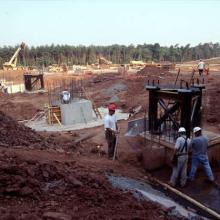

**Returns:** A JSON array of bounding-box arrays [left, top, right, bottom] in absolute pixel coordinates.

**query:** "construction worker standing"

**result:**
[[170, 127, 190, 187], [197, 59, 205, 76], [104, 103, 118, 159], [189, 127, 214, 182], [62, 90, 71, 104]]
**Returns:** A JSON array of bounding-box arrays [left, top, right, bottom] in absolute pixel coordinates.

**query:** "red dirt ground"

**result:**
[[0, 116, 181, 220], [0, 67, 220, 219]]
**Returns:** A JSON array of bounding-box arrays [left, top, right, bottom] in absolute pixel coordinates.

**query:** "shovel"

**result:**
[[113, 128, 120, 161]]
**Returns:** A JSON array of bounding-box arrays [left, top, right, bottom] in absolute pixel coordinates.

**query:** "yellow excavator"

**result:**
[[48, 63, 68, 72], [3, 42, 25, 70], [97, 56, 112, 65], [129, 60, 146, 66]]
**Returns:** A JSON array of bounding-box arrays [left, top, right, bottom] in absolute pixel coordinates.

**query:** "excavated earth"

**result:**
[[0, 68, 220, 219], [0, 111, 48, 148], [0, 152, 182, 220], [0, 91, 182, 219]]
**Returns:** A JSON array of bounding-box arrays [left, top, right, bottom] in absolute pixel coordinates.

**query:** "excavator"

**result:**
[[97, 56, 112, 65], [3, 42, 25, 70], [129, 60, 146, 66], [48, 63, 68, 72]]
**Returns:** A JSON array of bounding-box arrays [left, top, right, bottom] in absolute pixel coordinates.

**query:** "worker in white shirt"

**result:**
[[104, 103, 118, 159], [62, 91, 71, 104], [197, 59, 205, 76]]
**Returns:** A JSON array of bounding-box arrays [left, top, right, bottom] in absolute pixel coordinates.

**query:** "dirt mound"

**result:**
[[0, 154, 179, 220], [0, 156, 81, 200], [137, 65, 165, 75], [0, 111, 53, 148], [0, 101, 39, 121]]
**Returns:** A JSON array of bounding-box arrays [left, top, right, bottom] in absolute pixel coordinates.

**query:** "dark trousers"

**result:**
[[198, 69, 203, 76], [105, 130, 116, 158]]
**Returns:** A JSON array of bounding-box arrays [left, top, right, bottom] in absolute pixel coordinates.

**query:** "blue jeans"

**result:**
[[189, 154, 214, 181]]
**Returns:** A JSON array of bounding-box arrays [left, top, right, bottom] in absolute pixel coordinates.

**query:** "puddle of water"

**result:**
[[107, 175, 210, 220]]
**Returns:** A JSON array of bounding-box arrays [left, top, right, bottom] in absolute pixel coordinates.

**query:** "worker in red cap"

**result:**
[[104, 103, 118, 159]]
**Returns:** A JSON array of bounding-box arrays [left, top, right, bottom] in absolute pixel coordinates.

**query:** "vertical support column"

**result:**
[[180, 92, 192, 138], [148, 90, 158, 133], [192, 87, 203, 127], [40, 74, 44, 89], [24, 74, 32, 91]]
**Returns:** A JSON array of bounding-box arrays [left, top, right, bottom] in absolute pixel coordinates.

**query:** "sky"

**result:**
[[0, 0, 220, 47]]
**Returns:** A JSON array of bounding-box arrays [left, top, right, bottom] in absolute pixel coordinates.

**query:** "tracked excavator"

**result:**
[[3, 42, 25, 70]]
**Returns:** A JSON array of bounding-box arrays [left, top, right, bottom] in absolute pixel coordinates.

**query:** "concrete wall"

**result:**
[[60, 99, 94, 125]]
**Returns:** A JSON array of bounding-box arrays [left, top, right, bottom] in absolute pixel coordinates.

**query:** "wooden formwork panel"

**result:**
[[46, 105, 61, 124]]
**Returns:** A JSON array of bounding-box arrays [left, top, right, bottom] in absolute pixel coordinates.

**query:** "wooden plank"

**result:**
[[53, 113, 62, 126], [151, 178, 220, 220], [74, 132, 97, 145]]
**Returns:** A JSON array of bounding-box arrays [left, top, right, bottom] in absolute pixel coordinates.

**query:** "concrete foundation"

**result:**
[[60, 98, 94, 125], [126, 117, 220, 170]]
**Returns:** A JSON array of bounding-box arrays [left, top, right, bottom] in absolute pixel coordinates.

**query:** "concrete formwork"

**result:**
[[60, 98, 94, 125]]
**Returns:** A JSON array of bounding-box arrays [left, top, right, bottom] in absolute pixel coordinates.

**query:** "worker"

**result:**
[[189, 127, 214, 182], [169, 127, 190, 187], [62, 90, 70, 104], [104, 103, 118, 159], [197, 59, 205, 77], [205, 66, 210, 76]]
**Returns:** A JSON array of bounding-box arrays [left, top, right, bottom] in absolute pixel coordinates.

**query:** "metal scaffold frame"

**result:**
[[146, 79, 205, 139]]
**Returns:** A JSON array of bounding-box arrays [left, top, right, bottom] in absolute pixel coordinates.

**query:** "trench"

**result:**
[[107, 175, 220, 220], [181, 178, 220, 213], [125, 117, 220, 219]]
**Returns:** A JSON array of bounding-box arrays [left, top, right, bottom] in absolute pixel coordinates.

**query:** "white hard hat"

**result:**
[[178, 127, 186, 133], [193, 127, 202, 133]]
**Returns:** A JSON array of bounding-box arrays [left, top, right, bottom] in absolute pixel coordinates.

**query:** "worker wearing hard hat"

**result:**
[[188, 127, 214, 182], [62, 90, 71, 104], [104, 103, 118, 159], [197, 59, 205, 77], [170, 127, 191, 187]]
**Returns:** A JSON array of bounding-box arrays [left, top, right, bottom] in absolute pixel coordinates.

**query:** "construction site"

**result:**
[[1, 39, 220, 220]]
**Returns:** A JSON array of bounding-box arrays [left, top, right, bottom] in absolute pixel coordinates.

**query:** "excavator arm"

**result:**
[[3, 42, 25, 70]]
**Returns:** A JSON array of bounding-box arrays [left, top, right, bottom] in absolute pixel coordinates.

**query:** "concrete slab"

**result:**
[[25, 107, 129, 132]]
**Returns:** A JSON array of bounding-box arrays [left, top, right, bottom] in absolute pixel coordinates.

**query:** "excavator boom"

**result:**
[[3, 42, 25, 70]]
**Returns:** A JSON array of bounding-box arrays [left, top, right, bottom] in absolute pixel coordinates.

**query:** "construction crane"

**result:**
[[97, 56, 112, 65], [3, 42, 25, 70]]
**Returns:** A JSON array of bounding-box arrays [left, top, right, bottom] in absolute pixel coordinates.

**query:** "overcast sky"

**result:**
[[0, 0, 220, 47]]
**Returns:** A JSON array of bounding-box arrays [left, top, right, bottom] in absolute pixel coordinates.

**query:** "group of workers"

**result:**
[[104, 104, 215, 187], [170, 126, 214, 187]]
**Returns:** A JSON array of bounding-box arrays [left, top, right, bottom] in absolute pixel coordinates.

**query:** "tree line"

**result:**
[[0, 42, 220, 68]]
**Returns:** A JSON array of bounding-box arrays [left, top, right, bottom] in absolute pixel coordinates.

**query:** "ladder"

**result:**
[[82, 87, 102, 119]]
